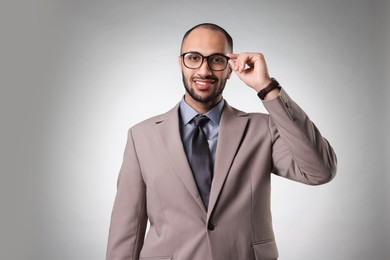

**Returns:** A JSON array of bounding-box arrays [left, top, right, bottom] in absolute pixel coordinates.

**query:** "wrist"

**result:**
[[258, 78, 272, 91], [263, 88, 281, 100], [257, 78, 281, 100]]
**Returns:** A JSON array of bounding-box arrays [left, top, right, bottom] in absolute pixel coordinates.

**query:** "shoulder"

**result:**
[[129, 103, 179, 133], [223, 101, 270, 122], [221, 102, 274, 142]]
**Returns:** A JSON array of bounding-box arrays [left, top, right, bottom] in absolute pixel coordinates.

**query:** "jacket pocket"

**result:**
[[251, 240, 279, 260]]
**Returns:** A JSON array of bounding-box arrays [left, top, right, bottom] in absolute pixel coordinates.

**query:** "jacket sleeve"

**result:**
[[263, 88, 337, 185], [106, 128, 148, 260]]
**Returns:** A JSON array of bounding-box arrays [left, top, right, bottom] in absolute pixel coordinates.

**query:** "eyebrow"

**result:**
[[182, 51, 229, 57]]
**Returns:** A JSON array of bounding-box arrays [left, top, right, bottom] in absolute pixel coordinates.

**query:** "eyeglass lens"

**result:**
[[183, 52, 228, 71]]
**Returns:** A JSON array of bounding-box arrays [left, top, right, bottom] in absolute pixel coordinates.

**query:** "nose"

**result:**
[[197, 57, 212, 75]]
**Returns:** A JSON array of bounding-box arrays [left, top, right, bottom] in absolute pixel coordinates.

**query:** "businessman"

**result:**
[[106, 23, 337, 260]]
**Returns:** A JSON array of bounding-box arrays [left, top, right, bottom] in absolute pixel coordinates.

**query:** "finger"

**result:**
[[227, 53, 239, 59], [235, 53, 244, 71], [228, 53, 248, 71], [227, 53, 239, 71], [228, 59, 237, 71], [237, 54, 253, 72]]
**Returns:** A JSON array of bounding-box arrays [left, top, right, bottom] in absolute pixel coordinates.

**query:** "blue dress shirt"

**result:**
[[179, 98, 225, 167]]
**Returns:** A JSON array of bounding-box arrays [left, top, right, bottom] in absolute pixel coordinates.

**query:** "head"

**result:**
[[179, 23, 233, 112]]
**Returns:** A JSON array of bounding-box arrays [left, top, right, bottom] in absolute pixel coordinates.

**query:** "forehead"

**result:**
[[181, 28, 229, 55]]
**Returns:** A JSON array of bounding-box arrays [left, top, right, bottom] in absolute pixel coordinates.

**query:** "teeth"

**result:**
[[197, 81, 208, 85], [195, 81, 213, 85]]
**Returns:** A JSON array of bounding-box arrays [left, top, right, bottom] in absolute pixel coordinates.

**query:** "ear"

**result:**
[[227, 65, 233, 79], [178, 56, 183, 72]]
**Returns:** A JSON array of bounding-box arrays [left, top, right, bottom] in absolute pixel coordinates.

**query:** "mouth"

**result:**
[[193, 78, 216, 90]]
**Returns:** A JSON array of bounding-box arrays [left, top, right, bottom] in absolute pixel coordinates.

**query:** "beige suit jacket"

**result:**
[[106, 89, 337, 260]]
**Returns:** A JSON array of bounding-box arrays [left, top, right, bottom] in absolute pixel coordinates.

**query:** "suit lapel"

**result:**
[[207, 103, 249, 219], [154, 104, 207, 213]]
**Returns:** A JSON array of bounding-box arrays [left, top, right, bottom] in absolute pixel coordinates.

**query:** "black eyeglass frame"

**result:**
[[180, 52, 230, 71]]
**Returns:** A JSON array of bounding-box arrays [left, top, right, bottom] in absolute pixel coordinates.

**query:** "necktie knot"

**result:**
[[193, 115, 209, 128]]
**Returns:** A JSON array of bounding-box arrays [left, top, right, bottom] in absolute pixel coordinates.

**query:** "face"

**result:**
[[179, 28, 232, 111]]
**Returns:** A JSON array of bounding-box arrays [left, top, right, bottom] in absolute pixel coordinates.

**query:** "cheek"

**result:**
[[182, 69, 194, 82], [217, 71, 231, 81]]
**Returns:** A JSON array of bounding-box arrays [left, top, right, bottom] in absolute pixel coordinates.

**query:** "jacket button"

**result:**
[[207, 223, 216, 231]]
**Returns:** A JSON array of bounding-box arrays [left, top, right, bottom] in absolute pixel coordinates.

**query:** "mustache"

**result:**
[[192, 76, 218, 81]]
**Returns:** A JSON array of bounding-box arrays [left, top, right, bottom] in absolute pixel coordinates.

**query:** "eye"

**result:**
[[185, 53, 201, 61], [210, 55, 226, 64]]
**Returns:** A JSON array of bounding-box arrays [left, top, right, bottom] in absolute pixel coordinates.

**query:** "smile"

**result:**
[[193, 79, 216, 89]]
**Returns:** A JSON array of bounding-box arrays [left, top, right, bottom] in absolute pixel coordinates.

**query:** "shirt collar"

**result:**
[[179, 97, 225, 126]]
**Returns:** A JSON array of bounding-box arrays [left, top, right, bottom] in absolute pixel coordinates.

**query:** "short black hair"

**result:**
[[180, 23, 233, 54]]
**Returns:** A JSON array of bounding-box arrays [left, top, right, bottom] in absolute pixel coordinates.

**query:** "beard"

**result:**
[[182, 73, 227, 103]]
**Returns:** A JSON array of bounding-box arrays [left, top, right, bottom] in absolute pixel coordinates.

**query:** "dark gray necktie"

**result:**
[[191, 116, 213, 209]]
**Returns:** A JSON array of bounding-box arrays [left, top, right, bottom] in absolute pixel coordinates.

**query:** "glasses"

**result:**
[[181, 52, 230, 71]]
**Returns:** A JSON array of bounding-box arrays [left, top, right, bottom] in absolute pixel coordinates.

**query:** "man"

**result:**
[[106, 23, 337, 260]]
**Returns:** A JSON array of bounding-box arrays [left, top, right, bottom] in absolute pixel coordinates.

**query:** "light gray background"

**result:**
[[1, 0, 389, 259]]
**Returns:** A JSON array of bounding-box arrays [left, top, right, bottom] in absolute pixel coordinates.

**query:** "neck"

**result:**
[[184, 94, 222, 114]]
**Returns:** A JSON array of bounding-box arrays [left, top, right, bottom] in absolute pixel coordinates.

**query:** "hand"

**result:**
[[227, 52, 272, 92]]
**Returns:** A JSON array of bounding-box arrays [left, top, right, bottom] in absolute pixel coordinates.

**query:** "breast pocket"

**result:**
[[251, 240, 279, 260]]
